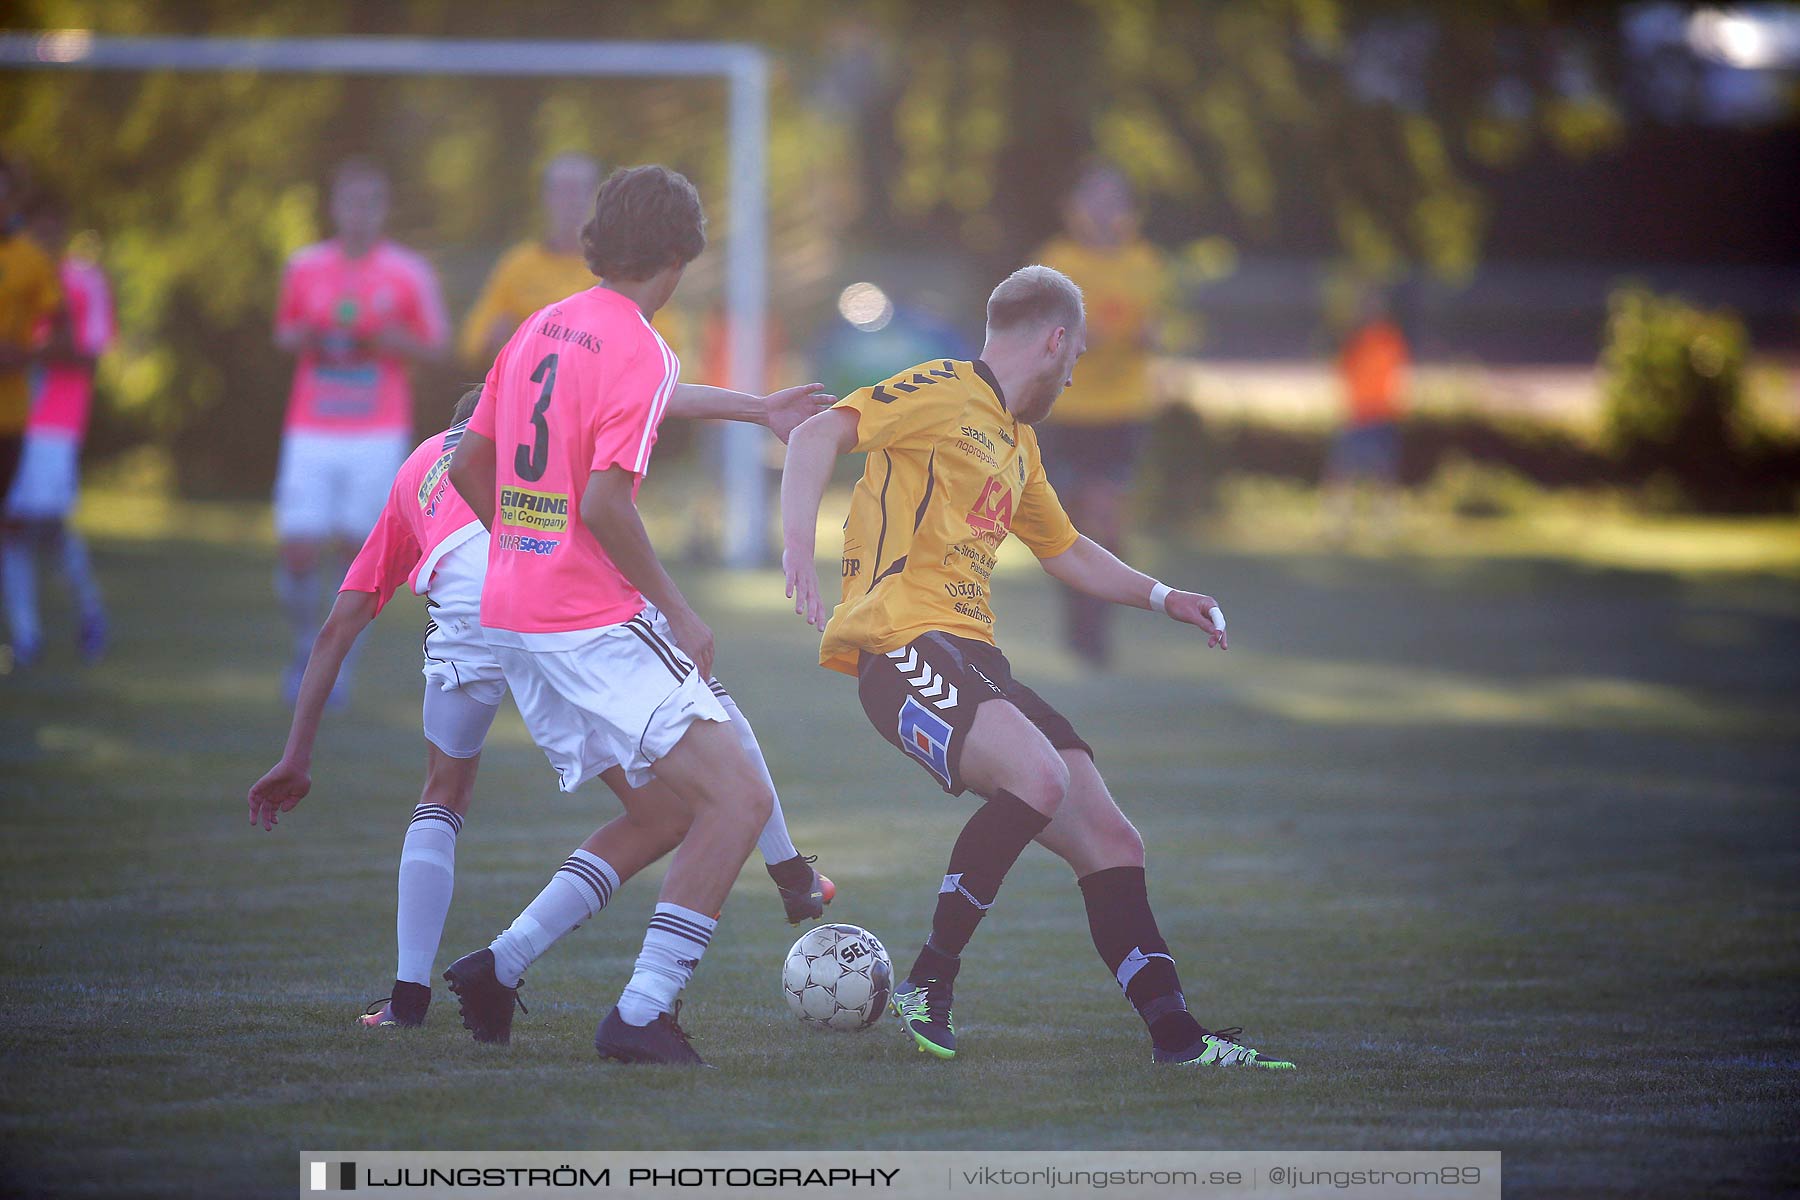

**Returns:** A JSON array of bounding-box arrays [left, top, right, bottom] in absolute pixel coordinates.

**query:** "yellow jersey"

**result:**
[[0, 232, 62, 433], [458, 241, 596, 369], [820, 358, 1080, 675], [1033, 235, 1168, 425], [459, 240, 687, 371]]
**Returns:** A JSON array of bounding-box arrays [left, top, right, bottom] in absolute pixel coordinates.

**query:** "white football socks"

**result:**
[[487, 849, 620, 988], [711, 685, 798, 865], [395, 804, 462, 986], [617, 903, 716, 1025]]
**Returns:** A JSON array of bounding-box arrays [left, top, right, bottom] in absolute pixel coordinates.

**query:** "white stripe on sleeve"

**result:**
[[630, 316, 680, 474]]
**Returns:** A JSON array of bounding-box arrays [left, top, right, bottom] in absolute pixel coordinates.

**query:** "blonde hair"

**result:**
[[986, 264, 1085, 335]]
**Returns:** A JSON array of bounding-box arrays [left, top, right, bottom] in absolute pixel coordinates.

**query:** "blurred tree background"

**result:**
[[2, 0, 1796, 505]]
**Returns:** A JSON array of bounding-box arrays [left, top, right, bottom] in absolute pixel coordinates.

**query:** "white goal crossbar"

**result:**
[[0, 32, 773, 566]]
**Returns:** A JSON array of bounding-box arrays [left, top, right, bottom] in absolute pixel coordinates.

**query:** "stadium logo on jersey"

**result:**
[[959, 425, 996, 453], [966, 474, 1014, 541], [499, 487, 569, 532], [954, 436, 1000, 468], [897, 696, 954, 789]]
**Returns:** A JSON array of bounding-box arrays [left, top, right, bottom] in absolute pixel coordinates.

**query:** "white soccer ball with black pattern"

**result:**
[[781, 923, 893, 1032]]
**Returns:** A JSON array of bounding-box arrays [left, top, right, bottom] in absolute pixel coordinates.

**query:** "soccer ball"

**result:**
[[781, 923, 893, 1032]]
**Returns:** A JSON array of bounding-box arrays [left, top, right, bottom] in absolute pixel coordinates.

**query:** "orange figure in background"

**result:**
[[1324, 291, 1409, 543]]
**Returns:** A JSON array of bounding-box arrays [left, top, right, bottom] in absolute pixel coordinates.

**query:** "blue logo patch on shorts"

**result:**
[[898, 696, 955, 789]]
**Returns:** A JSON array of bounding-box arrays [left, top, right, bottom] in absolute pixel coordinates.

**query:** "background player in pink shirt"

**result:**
[[271, 157, 447, 705], [247, 380, 836, 1034], [446, 166, 821, 1065], [3, 191, 113, 668]]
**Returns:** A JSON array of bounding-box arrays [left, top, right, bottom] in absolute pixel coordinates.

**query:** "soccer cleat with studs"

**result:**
[[357, 998, 415, 1030], [767, 853, 836, 925], [594, 1002, 711, 1067], [357, 980, 429, 1029], [1154, 1026, 1295, 1070], [890, 978, 956, 1059], [442, 949, 526, 1044]]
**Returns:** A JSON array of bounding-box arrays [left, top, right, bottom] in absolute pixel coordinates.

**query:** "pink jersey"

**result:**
[[276, 239, 447, 434], [339, 421, 486, 615], [29, 258, 114, 437], [470, 286, 679, 634]]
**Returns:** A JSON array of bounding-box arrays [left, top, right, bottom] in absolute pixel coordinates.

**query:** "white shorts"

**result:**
[[484, 604, 730, 791], [5, 430, 79, 520], [421, 602, 508, 757], [422, 686, 501, 760], [273, 430, 409, 542]]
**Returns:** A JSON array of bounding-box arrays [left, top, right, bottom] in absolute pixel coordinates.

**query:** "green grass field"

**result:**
[[2, 519, 1797, 1198]]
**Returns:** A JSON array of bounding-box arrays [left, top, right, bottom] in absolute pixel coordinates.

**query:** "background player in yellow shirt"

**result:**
[[457, 153, 604, 371], [780, 265, 1292, 1072], [0, 155, 63, 515], [1034, 164, 1171, 669]]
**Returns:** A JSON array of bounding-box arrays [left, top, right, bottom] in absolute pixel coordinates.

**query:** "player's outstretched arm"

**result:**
[[580, 466, 717, 679], [248, 590, 380, 831], [666, 383, 836, 444], [448, 429, 499, 530], [779, 408, 861, 630], [1039, 536, 1227, 649]]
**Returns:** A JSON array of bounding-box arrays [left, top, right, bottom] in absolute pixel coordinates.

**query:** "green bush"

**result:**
[[1599, 285, 1767, 509]]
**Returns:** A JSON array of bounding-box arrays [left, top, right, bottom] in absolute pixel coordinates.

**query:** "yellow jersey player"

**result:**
[[457, 153, 683, 372], [1034, 164, 1171, 669], [780, 265, 1294, 1071], [0, 155, 62, 517]]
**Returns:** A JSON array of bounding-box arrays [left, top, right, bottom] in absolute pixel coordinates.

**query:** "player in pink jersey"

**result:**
[[444, 166, 824, 1065], [3, 191, 112, 667], [248, 384, 837, 1033], [271, 157, 448, 706]]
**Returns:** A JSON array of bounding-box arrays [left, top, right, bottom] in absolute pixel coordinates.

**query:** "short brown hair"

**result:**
[[986, 265, 1085, 335], [451, 386, 482, 426], [581, 165, 706, 281]]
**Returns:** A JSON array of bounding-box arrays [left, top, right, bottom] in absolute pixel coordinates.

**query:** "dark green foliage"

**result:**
[[1140, 400, 1798, 518], [1600, 286, 1796, 512], [3, 0, 1666, 496]]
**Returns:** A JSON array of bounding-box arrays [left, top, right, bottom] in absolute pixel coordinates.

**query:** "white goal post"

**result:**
[[0, 32, 774, 567]]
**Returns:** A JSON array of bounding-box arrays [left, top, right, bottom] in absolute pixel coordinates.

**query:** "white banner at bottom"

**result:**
[[300, 1150, 1500, 1199]]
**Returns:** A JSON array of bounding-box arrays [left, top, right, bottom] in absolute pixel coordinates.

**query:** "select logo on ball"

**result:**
[[782, 923, 894, 1032]]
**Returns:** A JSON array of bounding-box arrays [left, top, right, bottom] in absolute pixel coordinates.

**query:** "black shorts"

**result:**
[[857, 631, 1093, 795]]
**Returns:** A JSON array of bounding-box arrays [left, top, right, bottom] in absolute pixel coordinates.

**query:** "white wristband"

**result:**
[[1148, 582, 1171, 614]]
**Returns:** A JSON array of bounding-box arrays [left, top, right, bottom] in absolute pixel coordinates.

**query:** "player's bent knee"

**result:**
[[1009, 750, 1070, 817], [740, 782, 775, 830], [1107, 821, 1146, 866]]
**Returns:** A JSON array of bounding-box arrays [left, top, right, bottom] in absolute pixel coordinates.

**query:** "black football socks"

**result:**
[[1078, 865, 1205, 1052], [907, 789, 1050, 985]]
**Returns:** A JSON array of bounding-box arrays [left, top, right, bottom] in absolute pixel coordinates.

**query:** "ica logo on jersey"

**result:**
[[965, 475, 1014, 541]]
